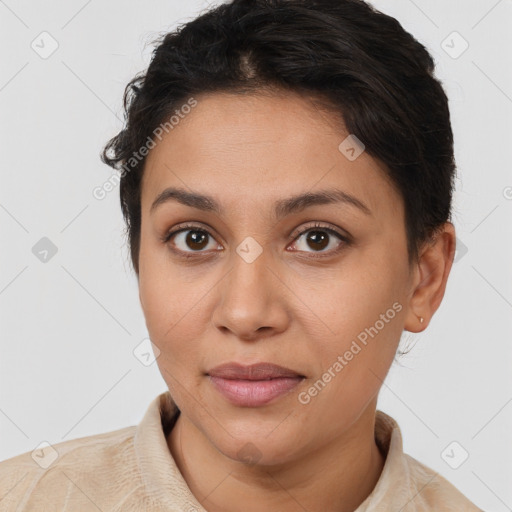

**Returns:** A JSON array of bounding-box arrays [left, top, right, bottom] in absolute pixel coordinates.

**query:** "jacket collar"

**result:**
[[134, 391, 417, 511]]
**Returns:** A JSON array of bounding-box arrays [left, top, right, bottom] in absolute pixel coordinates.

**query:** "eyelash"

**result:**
[[161, 222, 351, 260]]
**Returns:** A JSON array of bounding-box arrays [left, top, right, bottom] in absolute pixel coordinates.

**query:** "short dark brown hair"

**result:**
[[102, 0, 455, 275]]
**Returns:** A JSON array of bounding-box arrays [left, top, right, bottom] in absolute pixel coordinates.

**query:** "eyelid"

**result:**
[[161, 221, 219, 243], [288, 221, 350, 242]]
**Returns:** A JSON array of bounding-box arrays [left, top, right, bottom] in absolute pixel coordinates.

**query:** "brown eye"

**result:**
[[304, 230, 330, 251], [170, 229, 215, 252], [163, 221, 349, 260], [183, 230, 209, 251], [163, 224, 220, 255], [289, 223, 349, 256]]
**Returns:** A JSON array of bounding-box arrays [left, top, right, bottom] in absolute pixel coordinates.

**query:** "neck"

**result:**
[[167, 399, 385, 512]]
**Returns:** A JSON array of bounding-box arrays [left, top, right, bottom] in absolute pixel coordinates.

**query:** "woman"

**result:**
[[0, 0, 484, 510]]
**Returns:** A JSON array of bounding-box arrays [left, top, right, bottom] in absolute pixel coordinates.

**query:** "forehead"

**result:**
[[141, 91, 402, 221]]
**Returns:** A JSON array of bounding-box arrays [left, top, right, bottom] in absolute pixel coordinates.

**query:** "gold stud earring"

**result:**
[[419, 316, 424, 324]]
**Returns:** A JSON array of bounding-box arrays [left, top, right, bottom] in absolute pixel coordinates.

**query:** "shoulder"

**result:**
[[402, 453, 484, 511], [0, 426, 139, 511], [373, 410, 483, 512]]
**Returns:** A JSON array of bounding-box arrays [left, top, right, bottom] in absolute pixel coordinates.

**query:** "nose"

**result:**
[[210, 244, 289, 342]]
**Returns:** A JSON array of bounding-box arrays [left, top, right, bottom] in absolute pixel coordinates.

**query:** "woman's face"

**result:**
[[138, 91, 418, 465]]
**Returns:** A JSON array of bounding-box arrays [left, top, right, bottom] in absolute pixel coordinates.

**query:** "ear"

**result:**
[[404, 222, 457, 333]]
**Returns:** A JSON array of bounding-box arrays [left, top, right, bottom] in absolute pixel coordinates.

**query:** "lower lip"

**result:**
[[208, 376, 304, 407]]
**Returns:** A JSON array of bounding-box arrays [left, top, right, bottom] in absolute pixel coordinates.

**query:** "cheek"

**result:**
[[301, 253, 406, 401], [138, 232, 184, 336], [138, 247, 211, 379], [139, 266, 205, 404], [138, 272, 172, 341], [300, 311, 402, 429]]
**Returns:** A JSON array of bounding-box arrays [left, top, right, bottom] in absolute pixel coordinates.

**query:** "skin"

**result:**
[[137, 90, 456, 512]]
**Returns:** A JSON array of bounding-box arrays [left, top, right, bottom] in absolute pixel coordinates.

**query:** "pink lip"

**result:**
[[208, 376, 304, 407], [206, 362, 305, 407], [207, 362, 303, 380]]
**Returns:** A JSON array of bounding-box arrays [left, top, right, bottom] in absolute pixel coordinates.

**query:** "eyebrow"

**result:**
[[150, 186, 372, 218]]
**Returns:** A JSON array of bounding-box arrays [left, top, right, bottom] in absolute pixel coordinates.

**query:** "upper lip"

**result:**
[[207, 362, 304, 380]]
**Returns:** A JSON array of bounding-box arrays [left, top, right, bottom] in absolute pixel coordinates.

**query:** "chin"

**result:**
[[206, 424, 301, 468]]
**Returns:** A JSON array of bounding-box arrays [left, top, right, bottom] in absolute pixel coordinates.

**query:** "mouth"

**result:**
[[206, 362, 305, 407]]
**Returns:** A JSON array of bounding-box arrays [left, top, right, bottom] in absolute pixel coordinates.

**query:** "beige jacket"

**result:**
[[0, 391, 483, 511]]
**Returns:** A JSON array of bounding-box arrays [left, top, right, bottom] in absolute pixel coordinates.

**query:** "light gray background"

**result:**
[[1, 1, 511, 510]]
